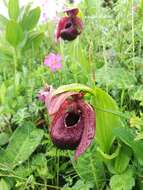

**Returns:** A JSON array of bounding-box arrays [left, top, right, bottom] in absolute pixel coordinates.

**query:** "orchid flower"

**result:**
[[38, 85, 95, 159]]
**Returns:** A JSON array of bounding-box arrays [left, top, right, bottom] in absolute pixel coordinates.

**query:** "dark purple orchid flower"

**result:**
[[55, 8, 83, 41], [38, 85, 95, 159]]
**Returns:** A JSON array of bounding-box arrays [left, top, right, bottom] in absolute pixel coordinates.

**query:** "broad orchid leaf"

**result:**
[[93, 87, 124, 152]]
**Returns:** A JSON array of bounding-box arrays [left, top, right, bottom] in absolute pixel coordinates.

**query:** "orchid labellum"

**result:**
[[55, 8, 83, 41], [38, 85, 95, 159]]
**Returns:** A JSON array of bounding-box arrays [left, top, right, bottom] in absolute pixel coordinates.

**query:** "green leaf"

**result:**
[[0, 83, 7, 104], [96, 67, 136, 89], [71, 180, 94, 190], [94, 87, 123, 152], [113, 128, 134, 147], [6, 21, 24, 47], [97, 144, 121, 160], [8, 0, 20, 20], [0, 178, 10, 190], [23, 32, 44, 51], [0, 45, 13, 63], [131, 85, 143, 105], [53, 83, 95, 96], [114, 127, 143, 165], [69, 143, 106, 189], [110, 169, 135, 190], [0, 122, 44, 169], [15, 153, 48, 178], [113, 146, 132, 174], [0, 133, 9, 146], [21, 7, 41, 31], [0, 15, 9, 29]]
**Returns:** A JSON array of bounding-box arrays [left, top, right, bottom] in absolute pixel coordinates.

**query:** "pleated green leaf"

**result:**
[[69, 143, 106, 190], [93, 87, 123, 153], [0, 122, 44, 169]]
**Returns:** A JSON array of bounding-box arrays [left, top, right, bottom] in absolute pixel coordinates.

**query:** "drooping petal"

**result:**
[[74, 100, 96, 159], [55, 16, 70, 40]]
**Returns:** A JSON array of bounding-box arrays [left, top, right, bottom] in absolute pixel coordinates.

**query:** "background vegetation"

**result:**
[[0, 0, 143, 189]]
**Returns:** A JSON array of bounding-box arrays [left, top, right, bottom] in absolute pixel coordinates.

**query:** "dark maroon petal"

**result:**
[[74, 100, 96, 159], [50, 101, 84, 150], [55, 17, 70, 40], [65, 8, 79, 17], [60, 27, 79, 41]]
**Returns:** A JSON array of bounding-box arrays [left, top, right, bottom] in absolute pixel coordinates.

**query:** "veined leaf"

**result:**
[[114, 127, 143, 165], [0, 133, 9, 146], [110, 168, 135, 190], [15, 153, 49, 178], [8, 0, 20, 20], [21, 7, 41, 31], [0, 15, 9, 29], [53, 83, 95, 96], [0, 122, 44, 169], [69, 143, 106, 189], [6, 21, 24, 47], [23, 32, 44, 51], [94, 87, 123, 152], [113, 146, 132, 174], [96, 67, 136, 89], [0, 178, 10, 190]]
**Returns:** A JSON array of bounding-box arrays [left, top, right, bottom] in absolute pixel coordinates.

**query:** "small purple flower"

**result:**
[[44, 53, 62, 72]]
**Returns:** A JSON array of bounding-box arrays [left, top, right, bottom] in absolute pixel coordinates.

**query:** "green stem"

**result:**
[[56, 149, 60, 186], [131, 0, 135, 77], [120, 89, 125, 108], [13, 48, 18, 79]]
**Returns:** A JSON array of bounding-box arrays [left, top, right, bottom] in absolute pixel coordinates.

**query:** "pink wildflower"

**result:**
[[44, 53, 62, 72]]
